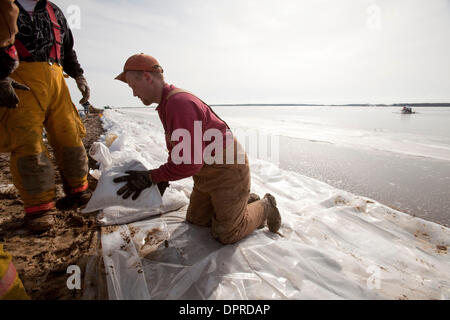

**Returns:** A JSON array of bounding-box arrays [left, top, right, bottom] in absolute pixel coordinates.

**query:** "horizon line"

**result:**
[[102, 102, 450, 108], [209, 102, 450, 106]]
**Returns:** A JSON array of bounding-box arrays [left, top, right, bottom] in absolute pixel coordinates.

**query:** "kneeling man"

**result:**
[[114, 54, 281, 244]]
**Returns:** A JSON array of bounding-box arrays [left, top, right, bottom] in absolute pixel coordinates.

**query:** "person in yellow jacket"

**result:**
[[0, 0, 92, 232], [0, 0, 30, 109], [0, 244, 29, 300], [0, 0, 29, 300]]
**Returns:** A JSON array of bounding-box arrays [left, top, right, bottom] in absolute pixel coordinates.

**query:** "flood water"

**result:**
[[125, 105, 450, 226], [213, 106, 450, 227]]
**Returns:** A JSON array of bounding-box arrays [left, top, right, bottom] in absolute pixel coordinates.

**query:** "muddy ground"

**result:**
[[0, 114, 108, 300]]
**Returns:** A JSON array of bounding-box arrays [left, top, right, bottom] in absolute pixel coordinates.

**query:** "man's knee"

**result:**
[[186, 209, 212, 227], [212, 224, 241, 245], [16, 152, 55, 195], [216, 234, 239, 245]]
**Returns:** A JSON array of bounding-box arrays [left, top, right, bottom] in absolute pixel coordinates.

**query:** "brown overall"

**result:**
[[165, 90, 266, 244]]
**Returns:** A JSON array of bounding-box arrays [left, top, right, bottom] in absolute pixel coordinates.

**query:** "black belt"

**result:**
[[20, 57, 61, 65]]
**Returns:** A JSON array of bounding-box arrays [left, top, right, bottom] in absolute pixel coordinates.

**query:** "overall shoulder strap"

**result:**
[[46, 2, 62, 62], [166, 88, 192, 100], [166, 89, 230, 129], [12, 40, 30, 59]]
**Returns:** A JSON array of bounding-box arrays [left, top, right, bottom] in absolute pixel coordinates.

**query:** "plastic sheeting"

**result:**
[[98, 110, 450, 300], [100, 202, 450, 300]]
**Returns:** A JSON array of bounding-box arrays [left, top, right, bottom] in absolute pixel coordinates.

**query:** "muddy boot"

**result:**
[[248, 193, 260, 204], [56, 190, 91, 210], [247, 193, 264, 228], [25, 208, 57, 233], [262, 193, 282, 233]]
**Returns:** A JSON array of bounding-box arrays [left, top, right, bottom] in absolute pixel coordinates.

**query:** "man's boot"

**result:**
[[56, 190, 91, 210], [25, 208, 57, 233], [247, 193, 266, 229], [248, 193, 260, 204], [260, 193, 282, 233]]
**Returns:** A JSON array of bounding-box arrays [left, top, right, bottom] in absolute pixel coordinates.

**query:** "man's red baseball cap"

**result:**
[[115, 53, 164, 83]]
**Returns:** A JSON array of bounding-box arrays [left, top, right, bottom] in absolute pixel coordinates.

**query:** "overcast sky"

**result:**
[[57, 0, 450, 107]]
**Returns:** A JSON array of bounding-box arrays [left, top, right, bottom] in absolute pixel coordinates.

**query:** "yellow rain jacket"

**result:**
[[0, 244, 29, 300]]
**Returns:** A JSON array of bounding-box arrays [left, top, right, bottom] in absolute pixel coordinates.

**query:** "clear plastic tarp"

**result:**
[[100, 200, 450, 300], [95, 110, 450, 300]]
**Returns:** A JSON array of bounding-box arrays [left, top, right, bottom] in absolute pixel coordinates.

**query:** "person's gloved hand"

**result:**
[[0, 77, 30, 109], [157, 181, 169, 196], [113, 170, 153, 200], [75, 75, 90, 104]]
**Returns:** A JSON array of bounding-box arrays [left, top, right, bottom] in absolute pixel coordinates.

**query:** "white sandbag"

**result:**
[[109, 133, 131, 153], [89, 142, 112, 170], [82, 159, 163, 213], [89, 168, 102, 180], [96, 188, 189, 226], [105, 133, 119, 147]]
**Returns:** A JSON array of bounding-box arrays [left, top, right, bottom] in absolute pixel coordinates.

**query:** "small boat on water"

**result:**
[[401, 106, 415, 114]]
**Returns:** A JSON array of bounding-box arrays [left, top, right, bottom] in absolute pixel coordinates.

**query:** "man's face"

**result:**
[[125, 72, 154, 106]]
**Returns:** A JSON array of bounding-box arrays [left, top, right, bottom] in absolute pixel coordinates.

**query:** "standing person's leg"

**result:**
[[6, 65, 56, 214], [5, 62, 67, 231], [44, 65, 89, 209], [9, 137, 55, 212]]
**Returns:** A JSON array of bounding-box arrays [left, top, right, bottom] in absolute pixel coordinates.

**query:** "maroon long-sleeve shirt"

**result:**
[[150, 84, 232, 183]]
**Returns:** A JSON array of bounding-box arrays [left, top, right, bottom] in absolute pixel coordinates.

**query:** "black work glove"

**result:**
[[113, 170, 153, 200], [0, 77, 30, 109], [157, 181, 169, 196]]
